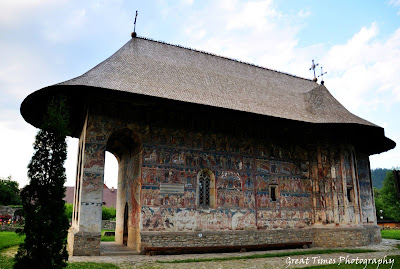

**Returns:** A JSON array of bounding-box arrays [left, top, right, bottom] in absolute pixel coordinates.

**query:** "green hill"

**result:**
[[371, 168, 391, 189]]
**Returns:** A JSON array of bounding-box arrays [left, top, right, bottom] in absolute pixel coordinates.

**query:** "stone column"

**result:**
[[68, 114, 106, 256]]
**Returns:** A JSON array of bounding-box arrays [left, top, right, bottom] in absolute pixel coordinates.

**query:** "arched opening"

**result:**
[[105, 128, 142, 251]]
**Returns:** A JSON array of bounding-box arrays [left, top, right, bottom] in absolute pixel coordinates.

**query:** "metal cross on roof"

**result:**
[[131, 10, 139, 38], [318, 66, 327, 85], [309, 60, 319, 82]]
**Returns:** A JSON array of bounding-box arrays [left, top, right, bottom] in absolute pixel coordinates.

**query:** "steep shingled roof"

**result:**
[[56, 37, 375, 126], [21, 36, 396, 155]]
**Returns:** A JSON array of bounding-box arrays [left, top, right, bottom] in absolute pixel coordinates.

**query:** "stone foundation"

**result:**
[[313, 225, 381, 247], [0, 206, 18, 216], [101, 220, 116, 230], [141, 228, 312, 249], [67, 225, 381, 255], [140, 225, 381, 251], [67, 228, 101, 256]]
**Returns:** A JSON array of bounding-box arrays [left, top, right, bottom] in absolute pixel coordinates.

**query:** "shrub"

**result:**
[[65, 203, 73, 220], [102, 206, 116, 220], [14, 98, 69, 269]]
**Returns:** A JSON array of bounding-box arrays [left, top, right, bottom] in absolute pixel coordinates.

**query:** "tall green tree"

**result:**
[[375, 170, 400, 221], [0, 176, 21, 205], [371, 168, 391, 189], [14, 98, 70, 269]]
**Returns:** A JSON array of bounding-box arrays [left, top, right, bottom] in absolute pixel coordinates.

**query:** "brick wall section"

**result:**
[[140, 225, 380, 249]]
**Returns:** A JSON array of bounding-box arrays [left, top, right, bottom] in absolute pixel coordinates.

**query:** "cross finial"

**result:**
[[318, 66, 327, 85], [309, 60, 319, 82], [131, 10, 139, 38]]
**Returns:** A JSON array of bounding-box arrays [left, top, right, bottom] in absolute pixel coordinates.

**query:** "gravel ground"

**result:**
[[67, 239, 400, 269]]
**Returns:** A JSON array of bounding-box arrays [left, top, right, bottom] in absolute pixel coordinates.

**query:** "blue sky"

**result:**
[[1, 0, 399, 188]]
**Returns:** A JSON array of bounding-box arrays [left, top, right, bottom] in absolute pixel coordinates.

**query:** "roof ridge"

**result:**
[[137, 36, 314, 83]]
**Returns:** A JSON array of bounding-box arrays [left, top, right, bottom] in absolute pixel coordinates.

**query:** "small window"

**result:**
[[270, 185, 277, 201], [198, 171, 210, 207]]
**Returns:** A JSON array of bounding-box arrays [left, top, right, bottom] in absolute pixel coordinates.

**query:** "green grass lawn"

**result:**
[[0, 231, 118, 268], [0, 231, 25, 251], [381, 229, 400, 240], [101, 230, 115, 242]]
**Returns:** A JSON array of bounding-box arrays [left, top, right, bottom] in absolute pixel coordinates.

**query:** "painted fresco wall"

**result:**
[[74, 114, 376, 236], [311, 147, 346, 225], [140, 128, 313, 232], [356, 153, 376, 224]]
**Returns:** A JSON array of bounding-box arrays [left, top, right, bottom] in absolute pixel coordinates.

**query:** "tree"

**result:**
[[376, 170, 400, 221], [371, 168, 391, 189], [0, 176, 21, 205], [374, 187, 387, 220], [14, 98, 70, 269]]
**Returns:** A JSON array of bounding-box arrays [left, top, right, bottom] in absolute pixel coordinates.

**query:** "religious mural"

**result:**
[[76, 114, 376, 234], [138, 122, 316, 232], [357, 154, 375, 224]]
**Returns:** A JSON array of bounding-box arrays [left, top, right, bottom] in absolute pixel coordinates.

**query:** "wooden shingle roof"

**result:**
[[58, 37, 374, 126], [20, 36, 395, 154]]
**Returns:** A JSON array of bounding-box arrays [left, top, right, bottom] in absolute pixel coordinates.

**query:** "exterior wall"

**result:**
[[141, 225, 380, 249], [141, 229, 312, 248], [313, 225, 381, 247], [356, 153, 376, 224], [68, 113, 107, 256], [140, 128, 313, 232], [68, 113, 380, 255]]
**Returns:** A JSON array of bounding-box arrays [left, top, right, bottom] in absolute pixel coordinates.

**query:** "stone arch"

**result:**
[[196, 168, 216, 209], [105, 128, 142, 251]]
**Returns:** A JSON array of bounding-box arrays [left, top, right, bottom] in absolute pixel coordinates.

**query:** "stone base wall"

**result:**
[[140, 225, 381, 250], [101, 220, 116, 230], [141, 229, 313, 249], [0, 226, 18, 232], [67, 228, 101, 256], [313, 225, 381, 247], [0, 206, 18, 216]]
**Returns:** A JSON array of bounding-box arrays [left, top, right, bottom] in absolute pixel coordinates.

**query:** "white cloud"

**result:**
[[390, 0, 400, 7], [181, 0, 194, 5], [178, 0, 303, 73], [297, 9, 311, 17], [0, 0, 62, 26], [319, 23, 400, 116], [225, 0, 280, 31]]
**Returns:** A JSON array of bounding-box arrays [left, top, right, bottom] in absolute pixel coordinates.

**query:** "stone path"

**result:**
[[68, 239, 400, 269]]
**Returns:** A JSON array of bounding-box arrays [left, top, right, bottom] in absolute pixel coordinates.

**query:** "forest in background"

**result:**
[[371, 168, 392, 189]]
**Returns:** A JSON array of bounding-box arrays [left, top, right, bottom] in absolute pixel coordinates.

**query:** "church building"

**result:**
[[20, 35, 395, 256]]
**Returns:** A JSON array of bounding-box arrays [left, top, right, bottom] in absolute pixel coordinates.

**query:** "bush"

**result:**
[[64, 204, 116, 221], [0, 176, 21, 205], [65, 203, 73, 220], [102, 206, 116, 220]]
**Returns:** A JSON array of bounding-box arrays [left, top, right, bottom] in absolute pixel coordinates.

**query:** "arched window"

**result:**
[[198, 170, 211, 207]]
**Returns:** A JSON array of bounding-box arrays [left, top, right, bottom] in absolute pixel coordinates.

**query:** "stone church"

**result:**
[[21, 35, 395, 256]]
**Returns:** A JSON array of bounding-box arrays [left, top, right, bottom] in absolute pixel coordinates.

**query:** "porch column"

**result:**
[[68, 114, 106, 256]]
